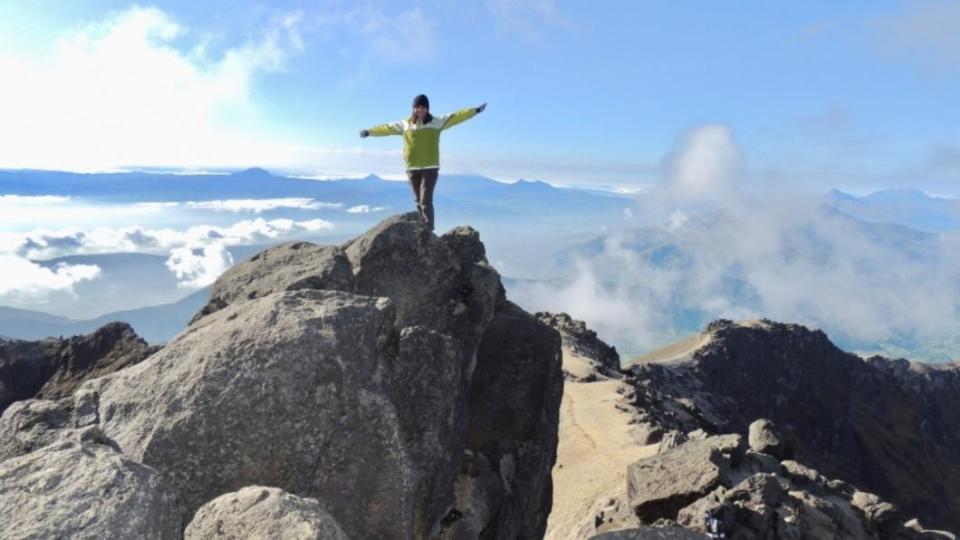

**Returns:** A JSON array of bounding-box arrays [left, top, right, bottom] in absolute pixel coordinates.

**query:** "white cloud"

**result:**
[[184, 198, 342, 213], [165, 243, 234, 288], [508, 124, 960, 361], [7, 218, 335, 260], [0, 255, 101, 301], [0, 6, 305, 171], [662, 124, 743, 202], [346, 204, 387, 213]]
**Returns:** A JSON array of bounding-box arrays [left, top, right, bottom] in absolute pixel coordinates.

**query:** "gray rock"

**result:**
[[627, 438, 732, 522], [589, 527, 706, 539], [0, 435, 179, 539], [748, 418, 788, 459], [443, 301, 563, 539], [346, 214, 503, 353], [742, 451, 781, 475], [675, 486, 726, 528], [851, 489, 908, 535], [631, 422, 665, 445], [190, 241, 354, 323], [185, 486, 349, 540], [438, 450, 502, 540], [0, 387, 101, 464], [657, 430, 688, 453], [84, 290, 418, 538], [780, 459, 825, 491]]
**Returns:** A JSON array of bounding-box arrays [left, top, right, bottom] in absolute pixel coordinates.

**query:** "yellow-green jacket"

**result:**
[[367, 107, 478, 170]]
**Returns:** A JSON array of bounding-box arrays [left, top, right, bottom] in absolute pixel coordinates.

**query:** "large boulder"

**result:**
[[627, 436, 741, 522], [748, 418, 789, 459], [185, 486, 349, 540], [83, 290, 418, 537], [0, 430, 179, 539]]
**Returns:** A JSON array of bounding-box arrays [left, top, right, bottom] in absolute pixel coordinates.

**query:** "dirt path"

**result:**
[[545, 348, 658, 540]]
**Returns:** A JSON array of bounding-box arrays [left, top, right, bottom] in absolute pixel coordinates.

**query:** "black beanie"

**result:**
[[412, 94, 430, 109]]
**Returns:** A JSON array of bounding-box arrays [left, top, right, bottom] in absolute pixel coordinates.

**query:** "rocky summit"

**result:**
[[0, 213, 563, 540]]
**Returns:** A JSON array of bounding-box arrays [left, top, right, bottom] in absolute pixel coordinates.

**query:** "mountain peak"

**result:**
[[231, 167, 272, 178]]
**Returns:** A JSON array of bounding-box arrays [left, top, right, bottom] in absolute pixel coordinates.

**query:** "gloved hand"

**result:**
[[359, 129, 369, 138], [476, 102, 487, 113]]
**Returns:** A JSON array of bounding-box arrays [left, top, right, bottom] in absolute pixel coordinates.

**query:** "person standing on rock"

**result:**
[[360, 94, 486, 231]]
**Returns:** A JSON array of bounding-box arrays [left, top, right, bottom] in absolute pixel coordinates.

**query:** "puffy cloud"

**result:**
[[508, 124, 960, 362], [165, 244, 234, 288], [662, 124, 743, 202], [8, 218, 334, 260], [346, 204, 387, 213], [0, 255, 101, 301]]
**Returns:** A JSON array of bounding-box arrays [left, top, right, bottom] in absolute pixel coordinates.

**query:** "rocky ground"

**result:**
[[538, 315, 957, 540]]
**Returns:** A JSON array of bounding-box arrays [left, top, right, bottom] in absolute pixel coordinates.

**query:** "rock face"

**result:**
[[629, 319, 960, 533], [0, 430, 179, 539], [0, 213, 563, 540], [0, 322, 156, 414], [185, 486, 349, 540], [447, 301, 564, 539]]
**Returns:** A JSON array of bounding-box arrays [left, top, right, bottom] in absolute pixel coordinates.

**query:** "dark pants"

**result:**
[[407, 168, 439, 231]]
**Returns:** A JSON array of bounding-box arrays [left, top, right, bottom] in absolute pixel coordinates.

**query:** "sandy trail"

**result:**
[[545, 348, 657, 540]]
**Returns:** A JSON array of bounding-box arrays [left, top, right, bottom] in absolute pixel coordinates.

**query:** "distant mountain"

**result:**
[[0, 169, 630, 214], [825, 188, 960, 232], [0, 287, 210, 344]]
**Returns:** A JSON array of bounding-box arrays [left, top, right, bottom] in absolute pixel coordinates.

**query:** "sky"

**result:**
[[0, 1, 958, 193]]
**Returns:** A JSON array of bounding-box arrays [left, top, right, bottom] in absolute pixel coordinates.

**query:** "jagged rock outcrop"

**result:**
[[0, 213, 563, 540], [628, 319, 960, 532], [544, 316, 955, 539], [537, 312, 621, 380], [184, 486, 349, 540], [0, 428, 179, 539], [0, 322, 156, 414]]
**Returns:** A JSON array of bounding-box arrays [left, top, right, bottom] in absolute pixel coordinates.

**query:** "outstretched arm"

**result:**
[[361, 121, 404, 138], [441, 103, 486, 131]]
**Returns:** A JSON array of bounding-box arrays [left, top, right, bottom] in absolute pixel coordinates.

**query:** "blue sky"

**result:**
[[0, 1, 958, 193]]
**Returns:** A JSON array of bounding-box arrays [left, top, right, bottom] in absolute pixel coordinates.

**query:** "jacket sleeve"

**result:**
[[367, 121, 405, 136], [440, 107, 479, 131]]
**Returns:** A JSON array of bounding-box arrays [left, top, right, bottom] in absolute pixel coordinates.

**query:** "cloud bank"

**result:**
[[0, 217, 334, 294], [509, 124, 960, 361]]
